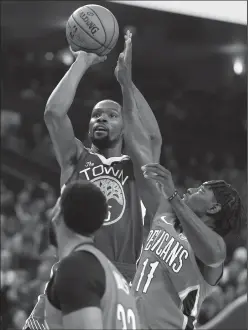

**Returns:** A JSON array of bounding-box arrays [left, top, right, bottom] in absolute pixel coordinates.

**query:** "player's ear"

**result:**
[[207, 203, 222, 215]]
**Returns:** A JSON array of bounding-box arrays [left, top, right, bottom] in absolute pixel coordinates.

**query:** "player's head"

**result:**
[[182, 180, 244, 237], [60, 180, 108, 236], [50, 181, 108, 247], [88, 100, 123, 149]]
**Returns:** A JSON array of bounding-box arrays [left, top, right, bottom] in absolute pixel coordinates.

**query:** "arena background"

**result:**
[[1, 1, 247, 329]]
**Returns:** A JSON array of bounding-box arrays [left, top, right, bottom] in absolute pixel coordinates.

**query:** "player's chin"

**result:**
[[93, 131, 109, 139], [92, 135, 111, 149]]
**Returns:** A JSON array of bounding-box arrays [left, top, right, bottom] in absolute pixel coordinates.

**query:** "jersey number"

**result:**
[[117, 304, 136, 329], [135, 258, 159, 293]]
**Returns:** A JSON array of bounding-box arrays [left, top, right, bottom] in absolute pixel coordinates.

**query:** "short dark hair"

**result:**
[[60, 180, 108, 236], [205, 180, 245, 237]]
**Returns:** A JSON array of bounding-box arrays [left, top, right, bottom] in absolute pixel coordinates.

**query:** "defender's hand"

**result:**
[[70, 47, 107, 67], [123, 30, 132, 78], [114, 53, 130, 85], [142, 163, 176, 198], [114, 30, 132, 85]]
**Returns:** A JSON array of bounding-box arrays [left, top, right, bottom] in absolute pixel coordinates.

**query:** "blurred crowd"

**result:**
[[1, 60, 247, 330], [1, 179, 57, 330]]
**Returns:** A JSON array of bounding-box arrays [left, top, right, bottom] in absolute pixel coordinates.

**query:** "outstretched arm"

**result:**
[[44, 50, 106, 187], [115, 52, 161, 221], [124, 31, 162, 162], [132, 83, 162, 162], [143, 163, 226, 284]]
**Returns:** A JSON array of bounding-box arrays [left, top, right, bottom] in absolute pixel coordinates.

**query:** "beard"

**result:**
[[90, 133, 121, 150]]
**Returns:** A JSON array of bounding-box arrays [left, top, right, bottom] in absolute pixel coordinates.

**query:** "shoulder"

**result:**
[[57, 250, 105, 285], [60, 141, 89, 187], [58, 250, 103, 272], [54, 250, 106, 312]]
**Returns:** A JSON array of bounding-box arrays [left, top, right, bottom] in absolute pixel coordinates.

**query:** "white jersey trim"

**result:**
[[90, 150, 130, 166]]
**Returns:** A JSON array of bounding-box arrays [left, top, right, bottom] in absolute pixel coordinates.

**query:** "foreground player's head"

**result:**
[[60, 180, 108, 236], [50, 181, 108, 247], [88, 99, 123, 149], [182, 180, 244, 237]]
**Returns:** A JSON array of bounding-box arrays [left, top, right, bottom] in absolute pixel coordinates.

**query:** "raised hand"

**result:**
[[142, 163, 176, 198], [114, 30, 132, 85], [123, 30, 132, 79], [114, 53, 128, 85]]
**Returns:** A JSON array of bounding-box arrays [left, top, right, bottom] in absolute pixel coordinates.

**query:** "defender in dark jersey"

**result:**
[[44, 32, 161, 281], [24, 181, 140, 330], [131, 164, 244, 329]]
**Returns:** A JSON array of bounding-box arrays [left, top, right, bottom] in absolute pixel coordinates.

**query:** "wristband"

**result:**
[[168, 190, 178, 202]]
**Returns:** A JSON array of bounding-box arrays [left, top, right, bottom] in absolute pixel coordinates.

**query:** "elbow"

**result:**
[[208, 237, 226, 266], [44, 104, 63, 121], [151, 134, 162, 146], [44, 104, 54, 119]]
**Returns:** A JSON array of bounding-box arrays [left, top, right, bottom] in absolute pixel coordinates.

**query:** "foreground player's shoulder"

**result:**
[[54, 251, 106, 317], [58, 250, 105, 280], [56, 251, 106, 305]]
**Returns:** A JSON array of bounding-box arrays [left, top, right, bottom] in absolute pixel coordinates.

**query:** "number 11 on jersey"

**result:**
[[136, 258, 159, 293]]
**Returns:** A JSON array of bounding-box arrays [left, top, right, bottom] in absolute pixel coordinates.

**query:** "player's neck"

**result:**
[[201, 215, 215, 230], [57, 234, 94, 259], [91, 143, 122, 158]]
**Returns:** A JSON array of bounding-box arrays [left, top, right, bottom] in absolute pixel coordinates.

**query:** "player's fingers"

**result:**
[[124, 31, 132, 50], [125, 39, 132, 58], [125, 35, 132, 50], [155, 164, 171, 176], [144, 170, 168, 183], [143, 174, 166, 189], [142, 165, 167, 177], [143, 163, 165, 170], [125, 30, 132, 39], [143, 171, 166, 183], [126, 29, 132, 39], [69, 46, 79, 56], [125, 35, 132, 44], [118, 53, 125, 64], [142, 163, 160, 168], [98, 55, 107, 62], [143, 164, 170, 176]]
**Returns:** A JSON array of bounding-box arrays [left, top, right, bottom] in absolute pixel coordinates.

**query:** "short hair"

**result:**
[[204, 180, 245, 237], [60, 180, 108, 236], [93, 99, 121, 110]]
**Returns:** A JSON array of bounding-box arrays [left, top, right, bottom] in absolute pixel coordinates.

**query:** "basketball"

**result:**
[[66, 4, 119, 56]]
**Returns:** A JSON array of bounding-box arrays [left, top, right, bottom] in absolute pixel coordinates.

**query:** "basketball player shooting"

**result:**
[[23, 31, 161, 330], [130, 163, 244, 330], [24, 180, 140, 329], [44, 30, 162, 282]]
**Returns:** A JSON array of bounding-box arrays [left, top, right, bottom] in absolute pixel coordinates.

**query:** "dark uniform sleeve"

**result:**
[[55, 250, 106, 315]]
